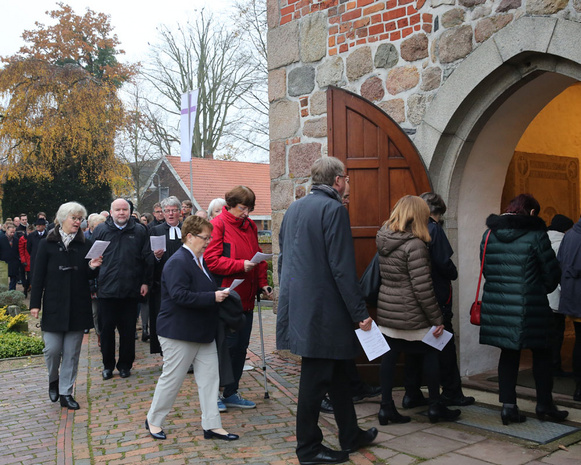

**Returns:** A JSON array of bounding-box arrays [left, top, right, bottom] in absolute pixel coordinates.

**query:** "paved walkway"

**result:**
[[2, 309, 581, 465]]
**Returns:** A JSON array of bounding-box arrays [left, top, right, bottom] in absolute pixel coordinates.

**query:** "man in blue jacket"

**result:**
[[93, 198, 153, 380]]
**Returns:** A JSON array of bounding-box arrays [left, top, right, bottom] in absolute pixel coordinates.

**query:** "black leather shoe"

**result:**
[[60, 395, 80, 410], [141, 331, 150, 342], [574, 382, 581, 402], [352, 384, 382, 402], [501, 405, 526, 425], [203, 429, 239, 441], [402, 393, 428, 409], [378, 400, 411, 425], [342, 427, 378, 453], [119, 369, 131, 378], [299, 445, 349, 465], [440, 394, 475, 407], [428, 403, 461, 423], [49, 379, 59, 402], [320, 395, 334, 414], [102, 369, 113, 380], [536, 404, 568, 422], [145, 419, 166, 440]]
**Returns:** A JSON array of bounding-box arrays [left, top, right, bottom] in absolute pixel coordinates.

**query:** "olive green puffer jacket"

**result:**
[[479, 214, 560, 350]]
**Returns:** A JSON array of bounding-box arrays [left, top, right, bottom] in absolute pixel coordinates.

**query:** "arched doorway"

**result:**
[[414, 16, 581, 375]]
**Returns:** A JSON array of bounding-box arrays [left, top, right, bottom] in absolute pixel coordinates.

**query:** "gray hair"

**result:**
[[311, 157, 345, 187], [207, 198, 227, 219], [88, 213, 106, 230], [56, 202, 87, 225], [161, 196, 181, 211]]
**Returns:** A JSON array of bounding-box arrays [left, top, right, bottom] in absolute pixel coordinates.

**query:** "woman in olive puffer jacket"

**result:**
[[376, 195, 460, 425], [479, 194, 566, 425]]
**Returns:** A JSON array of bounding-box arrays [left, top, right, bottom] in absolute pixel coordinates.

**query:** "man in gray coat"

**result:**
[[277, 157, 377, 465]]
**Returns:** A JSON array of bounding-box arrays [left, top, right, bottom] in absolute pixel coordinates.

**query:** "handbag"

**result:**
[[359, 253, 380, 305], [470, 230, 491, 326]]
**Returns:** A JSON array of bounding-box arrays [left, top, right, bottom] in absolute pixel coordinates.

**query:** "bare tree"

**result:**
[[143, 11, 257, 159]]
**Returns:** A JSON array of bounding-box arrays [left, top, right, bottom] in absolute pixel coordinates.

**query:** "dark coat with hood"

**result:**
[[0, 234, 20, 277], [479, 214, 560, 350], [376, 227, 443, 330], [277, 188, 369, 360], [557, 217, 581, 318], [427, 217, 458, 309], [29, 226, 96, 332]]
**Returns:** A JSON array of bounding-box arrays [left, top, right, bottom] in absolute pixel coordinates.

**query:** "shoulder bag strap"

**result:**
[[474, 230, 492, 304]]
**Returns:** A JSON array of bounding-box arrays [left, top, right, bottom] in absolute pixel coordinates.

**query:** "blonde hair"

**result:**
[[384, 195, 431, 242]]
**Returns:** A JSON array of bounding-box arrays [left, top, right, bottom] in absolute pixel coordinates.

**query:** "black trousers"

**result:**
[[149, 289, 162, 354], [573, 322, 581, 382], [99, 298, 138, 372], [296, 357, 361, 460], [498, 347, 553, 405]]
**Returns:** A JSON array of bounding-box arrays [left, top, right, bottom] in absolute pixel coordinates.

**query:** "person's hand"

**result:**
[[359, 317, 373, 331], [30, 308, 40, 319], [154, 249, 164, 260], [432, 325, 444, 338], [215, 289, 230, 302], [261, 286, 273, 300], [140, 284, 149, 297], [243, 260, 257, 272], [89, 256, 103, 268]]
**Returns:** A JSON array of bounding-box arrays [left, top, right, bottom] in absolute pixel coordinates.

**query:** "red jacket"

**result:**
[[19, 236, 31, 272], [205, 207, 268, 311]]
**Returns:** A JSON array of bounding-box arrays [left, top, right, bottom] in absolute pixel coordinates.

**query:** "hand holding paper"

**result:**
[[85, 240, 110, 259], [355, 321, 390, 361], [250, 252, 273, 264], [422, 326, 453, 351]]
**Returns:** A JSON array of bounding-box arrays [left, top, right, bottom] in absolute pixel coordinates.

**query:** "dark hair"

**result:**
[[549, 214, 574, 233], [420, 192, 446, 216], [182, 200, 193, 208], [225, 186, 256, 211], [505, 194, 540, 216], [181, 215, 213, 243]]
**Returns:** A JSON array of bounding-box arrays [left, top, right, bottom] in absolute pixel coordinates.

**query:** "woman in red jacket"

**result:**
[[18, 224, 34, 297], [204, 186, 272, 410]]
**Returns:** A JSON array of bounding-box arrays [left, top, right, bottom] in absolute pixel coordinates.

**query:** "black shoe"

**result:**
[[119, 369, 131, 378], [428, 403, 461, 423], [141, 331, 150, 342], [145, 419, 166, 440], [203, 429, 239, 441], [342, 427, 378, 453], [187, 364, 194, 374], [299, 445, 349, 465], [352, 384, 382, 403], [402, 393, 428, 409], [102, 369, 113, 380], [536, 404, 568, 422], [501, 405, 526, 425], [378, 400, 411, 425], [574, 382, 581, 402], [440, 394, 475, 407], [60, 395, 80, 410], [49, 379, 59, 402], [320, 395, 334, 414]]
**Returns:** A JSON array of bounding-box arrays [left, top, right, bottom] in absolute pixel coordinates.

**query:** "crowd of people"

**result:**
[[2, 158, 580, 465]]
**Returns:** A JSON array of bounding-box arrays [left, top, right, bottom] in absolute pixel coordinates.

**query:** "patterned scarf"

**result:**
[[311, 184, 343, 204], [58, 227, 76, 250]]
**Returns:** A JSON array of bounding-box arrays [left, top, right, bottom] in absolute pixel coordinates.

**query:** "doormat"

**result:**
[[422, 404, 580, 445], [488, 369, 576, 396]]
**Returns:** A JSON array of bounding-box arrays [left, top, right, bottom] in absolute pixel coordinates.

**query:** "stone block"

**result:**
[[386, 66, 420, 95], [475, 14, 513, 43], [548, 18, 581, 67], [270, 141, 286, 179], [288, 143, 322, 178], [310, 91, 328, 115], [300, 12, 327, 63], [361, 76, 385, 101], [437, 25, 473, 64], [269, 69, 286, 102], [527, 0, 568, 14], [316, 56, 345, 88], [271, 179, 294, 211], [378, 99, 405, 123], [493, 16, 557, 63], [441, 8, 465, 28], [431, 0, 455, 6], [459, 0, 486, 6], [303, 117, 328, 138], [421, 67, 442, 91], [267, 0, 280, 30], [269, 100, 300, 141], [375, 43, 399, 69], [497, 0, 521, 12], [346, 46, 373, 81], [575, 0, 581, 12], [472, 5, 492, 20], [288, 66, 315, 97], [407, 93, 434, 126], [268, 21, 300, 70], [400, 34, 429, 62]]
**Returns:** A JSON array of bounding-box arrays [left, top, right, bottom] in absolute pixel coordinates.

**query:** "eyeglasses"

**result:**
[[70, 216, 84, 223], [164, 209, 180, 214], [154, 210, 163, 214], [237, 205, 253, 213], [195, 235, 212, 242]]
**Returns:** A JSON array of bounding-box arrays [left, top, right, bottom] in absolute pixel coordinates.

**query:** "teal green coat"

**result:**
[[479, 214, 560, 350]]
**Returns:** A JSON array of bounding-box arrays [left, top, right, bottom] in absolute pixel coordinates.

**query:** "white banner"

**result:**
[[180, 89, 199, 162]]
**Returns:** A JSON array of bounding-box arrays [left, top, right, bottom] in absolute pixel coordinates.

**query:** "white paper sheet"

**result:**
[[355, 321, 390, 361], [150, 235, 167, 252], [422, 326, 453, 351], [225, 279, 244, 292], [250, 252, 273, 264], [85, 240, 110, 259]]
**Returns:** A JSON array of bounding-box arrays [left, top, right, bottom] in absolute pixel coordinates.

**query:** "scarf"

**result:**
[[311, 184, 343, 204], [58, 227, 76, 250]]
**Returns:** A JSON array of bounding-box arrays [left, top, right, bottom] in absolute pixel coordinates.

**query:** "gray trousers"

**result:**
[[147, 336, 221, 431], [42, 331, 84, 396]]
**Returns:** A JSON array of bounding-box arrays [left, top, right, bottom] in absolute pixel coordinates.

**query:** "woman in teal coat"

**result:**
[[480, 194, 567, 425]]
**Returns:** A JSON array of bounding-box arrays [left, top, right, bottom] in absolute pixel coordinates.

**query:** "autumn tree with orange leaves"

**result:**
[[0, 3, 136, 216]]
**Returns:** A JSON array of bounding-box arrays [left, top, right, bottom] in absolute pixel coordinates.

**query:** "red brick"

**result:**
[[379, 32, 390, 40], [410, 13, 420, 25], [281, 5, 295, 16], [407, 5, 417, 14], [329, 6, 338, 15], [402, 27, 413, 38], [301, 108, 309, 117], [329, 47, 338, 56], [386, 0, 397, 8], [329, 16, 341, 24], [300, 97, 308, 107], [356, 38, 367, 45], [346, 30, 355, 39], [357, 0, 376, 7], [280, 15, 293, 25], [390, 30, 401, 40], [298, 0, 310, 7], [356, 27, 368, 37], [364, 3, 385, 15], [423, 23, 432, 33], [301, 5, 310, 15], [353, 17, 370, 29], [311, 3, 321, 11], [321, 0, 339, 9], [338, 34, 346, 44], [329, 36, 336, 46], [383, 7, 406, 21], [288, 0, 301, 3], [371, 13, 383, 23], [417, 0, 426, 7], [329, 25, 339, 34], [339, 4, 346, 13], [414, 24, 421, 31], [340, 22, 352, 32], [422, 13, 433, 22], [399, 0, 414, 4], [293, 11, 301, 19], [339, 43, 349, 53], [368, 35, 379, 42], [369, 23, 385, 35], [385, 21, 396, 31], [342, 8, 362, 21], [397, 17, 409, 28], [347, 0, 357, 9]]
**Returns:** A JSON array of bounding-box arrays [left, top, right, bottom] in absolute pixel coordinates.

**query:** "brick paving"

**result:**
[[2, 308, 581, 465]]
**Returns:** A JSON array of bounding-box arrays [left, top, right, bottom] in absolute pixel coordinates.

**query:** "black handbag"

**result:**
[[359, 253, 380, 305]]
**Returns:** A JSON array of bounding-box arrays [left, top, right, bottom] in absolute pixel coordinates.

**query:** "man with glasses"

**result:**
[[148, 203, 165, 230], [92, 198, 153, 380], [149, 196, 185, 354]]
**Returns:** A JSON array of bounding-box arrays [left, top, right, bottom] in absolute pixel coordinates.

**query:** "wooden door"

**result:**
[[327, 86, 432, 383]]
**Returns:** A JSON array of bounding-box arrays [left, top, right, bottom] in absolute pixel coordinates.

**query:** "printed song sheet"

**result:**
[[85, 240, 110, 259], [150, 235, 167, 252], [250, 252, 273, 264], [422, 326, 453, 351], [225, 279, 244, 292], [355, 321, 390, 361]]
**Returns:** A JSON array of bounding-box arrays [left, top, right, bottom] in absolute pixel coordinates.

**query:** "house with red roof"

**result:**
[[140, 156, 271, 229]]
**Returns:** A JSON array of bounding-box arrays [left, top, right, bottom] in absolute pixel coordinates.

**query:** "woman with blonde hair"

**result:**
[[376, 195, 461, 424]]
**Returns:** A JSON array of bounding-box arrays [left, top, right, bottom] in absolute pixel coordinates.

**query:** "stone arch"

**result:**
[[413, 16, 581, 375]]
